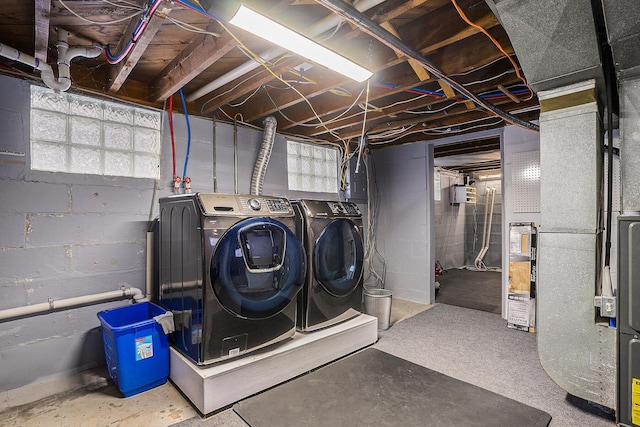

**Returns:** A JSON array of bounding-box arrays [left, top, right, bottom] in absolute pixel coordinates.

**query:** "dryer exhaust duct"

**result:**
[[250, 116, 277, 196]]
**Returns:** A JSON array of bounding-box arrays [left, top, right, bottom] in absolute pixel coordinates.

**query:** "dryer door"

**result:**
[[314, 218, 364, 297], [210, 217, 305, 319]]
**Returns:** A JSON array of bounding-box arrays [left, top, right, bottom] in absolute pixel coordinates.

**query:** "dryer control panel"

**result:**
[[299, 200, 361, 218], [197, 193, 294, 217]]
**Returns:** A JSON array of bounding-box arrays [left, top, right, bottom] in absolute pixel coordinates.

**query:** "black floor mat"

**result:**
[[436, 268, 502, 314], [233, 348, 551, 427]]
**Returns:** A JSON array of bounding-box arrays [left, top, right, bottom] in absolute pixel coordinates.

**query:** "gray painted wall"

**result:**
[[434, 173, 465, 269], [372, 127, 540, 316], [372, 142, 433, 303], [0, 74, 338, 393]]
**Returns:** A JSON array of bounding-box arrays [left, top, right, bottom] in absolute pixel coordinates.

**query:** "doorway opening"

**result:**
[[432, 136, 502, 314]]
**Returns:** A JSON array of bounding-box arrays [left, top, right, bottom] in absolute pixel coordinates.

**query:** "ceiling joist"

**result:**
[[0, 0, 538, 149], [34, 0, 50, 62]]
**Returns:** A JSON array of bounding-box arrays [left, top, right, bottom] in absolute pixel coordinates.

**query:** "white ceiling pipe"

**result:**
[[0, 43, 39, 69], [0, 28, 101, 92], [186, 0, 385, 102], [0, 287, 144, 322], [48, 28, 102, 92]]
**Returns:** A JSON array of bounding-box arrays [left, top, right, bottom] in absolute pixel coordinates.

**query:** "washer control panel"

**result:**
[[197, 193, 293, 217], [265, 198, 289, 213]]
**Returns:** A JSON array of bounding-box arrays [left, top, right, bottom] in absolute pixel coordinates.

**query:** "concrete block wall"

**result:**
[[0, 77, 150, 397], [0, 74, 339, 398]]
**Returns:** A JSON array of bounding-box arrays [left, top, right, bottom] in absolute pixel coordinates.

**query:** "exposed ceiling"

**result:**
[[0, 0, 540, 149], [433, 136, 500, 173]]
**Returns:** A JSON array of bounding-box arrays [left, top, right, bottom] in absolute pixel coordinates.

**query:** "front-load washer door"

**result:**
[[210, 217, 305, 319], [314, 218, 364, 297]]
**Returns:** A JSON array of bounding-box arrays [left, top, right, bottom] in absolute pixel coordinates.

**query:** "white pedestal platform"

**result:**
[[169, 314, 378, 415]]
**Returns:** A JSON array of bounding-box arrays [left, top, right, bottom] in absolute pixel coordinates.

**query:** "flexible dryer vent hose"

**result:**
[[250, 116, 277, 195]]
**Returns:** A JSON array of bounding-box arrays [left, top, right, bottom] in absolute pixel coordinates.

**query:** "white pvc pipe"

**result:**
[[484, 188, 496, 252], [0, 28, 101, 92], [474, 188, 496, 269], [0, 287, 144, 322], [0, 43, 38, 68], [186, 0, 385, 102], [479, 188, 490, 250]]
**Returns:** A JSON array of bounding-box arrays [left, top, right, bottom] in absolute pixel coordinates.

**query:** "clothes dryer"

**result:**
[[158, 193, 305, 365], [293, 200, 364, 332]]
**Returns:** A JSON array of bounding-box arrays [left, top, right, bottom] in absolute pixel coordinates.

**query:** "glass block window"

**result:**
[[287, 140, 338, 193], [30, 85, 161, 179]]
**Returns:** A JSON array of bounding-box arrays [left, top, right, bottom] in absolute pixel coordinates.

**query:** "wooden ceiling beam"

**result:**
[[107, 0, 172, 94], [378, 21, 474, 108], [197, 55, 305, 115], [148, 21, 235, 102], [304, 72, 525, 137], [281, 28, 512, 134], [312, 89, 536, 142], [236, 0, 498, 125], [231, 69, 351, 124], [277, 18, 502, 130], [375, 0, 432, 21], [433, 138, 500, 157], [237, 11, 500, 127], [34, 0, 51, 62], [337, 97, 538, 142], [380, 21, 430, 80], [370, 109, 539, 147]]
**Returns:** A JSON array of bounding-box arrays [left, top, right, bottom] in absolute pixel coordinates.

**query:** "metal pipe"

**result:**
[[0, 287, 144, 323], [233, 117, 239, 194], [212, 117, 218, 192], [313, 0, 540, 132], [250, 116, 278, 195], [146, 231, 154, 300], [186, 0, 386, 102]]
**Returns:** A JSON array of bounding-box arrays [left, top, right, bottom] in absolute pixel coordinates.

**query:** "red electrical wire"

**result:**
[[168, 95, 176, 178], [450, 0, 534, 101]]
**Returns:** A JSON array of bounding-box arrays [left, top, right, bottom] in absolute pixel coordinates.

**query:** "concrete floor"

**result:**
[[0, 299, 432, 427]]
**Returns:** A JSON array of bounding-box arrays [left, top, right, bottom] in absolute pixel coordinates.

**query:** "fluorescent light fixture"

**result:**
[[229, 5, 373, 82]]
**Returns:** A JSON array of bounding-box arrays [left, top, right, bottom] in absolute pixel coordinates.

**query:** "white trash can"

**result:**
[[363, 288, 393, 331]]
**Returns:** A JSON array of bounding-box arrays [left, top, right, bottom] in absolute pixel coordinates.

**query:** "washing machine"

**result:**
[[158, 193, 306, 365], [292, 199, 365, 332]]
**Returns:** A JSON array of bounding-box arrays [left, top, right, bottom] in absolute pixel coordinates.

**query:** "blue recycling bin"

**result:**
[[97, 302, 169, 397]]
